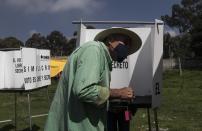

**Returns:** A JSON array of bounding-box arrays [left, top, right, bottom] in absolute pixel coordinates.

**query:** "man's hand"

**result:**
[[110, 87, 134, 100], [119, 87, 134, 99]]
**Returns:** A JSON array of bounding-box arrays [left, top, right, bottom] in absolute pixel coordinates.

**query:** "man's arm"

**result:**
[[72, 45, 109, 106], [109, 87, 134, 100]]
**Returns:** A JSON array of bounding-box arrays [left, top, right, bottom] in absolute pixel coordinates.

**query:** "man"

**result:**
[[44, 28, 140, 131]]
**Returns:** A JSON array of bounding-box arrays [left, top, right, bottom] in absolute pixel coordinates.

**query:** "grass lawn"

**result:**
[[0, 69, 202, 131]]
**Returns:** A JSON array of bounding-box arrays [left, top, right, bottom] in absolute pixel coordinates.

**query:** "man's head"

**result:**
[[104, 33, 132, 62], [94, 28, 142, 62]]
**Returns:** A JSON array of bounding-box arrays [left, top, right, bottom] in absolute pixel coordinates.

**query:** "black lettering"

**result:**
[[125, 62, 128, 68], [155, 83, 160, 95], [24, 77, 32, 83], [120, 63, 122, 69], [15, 63, 22, 68], [33, 77, 36, 83], [15, 69, 23, 73], [41, 65, 44, 71], [31, 66, 35, 72], [24, 66, 26, 72], [112, 61, 128, 69], [17, 58, 22, 62], [36, 66, 39, 71], [44, 75, 50, 80], [40, 55, 50, 60], [37, 76, 42, 82], [13, 58, 16, 63]]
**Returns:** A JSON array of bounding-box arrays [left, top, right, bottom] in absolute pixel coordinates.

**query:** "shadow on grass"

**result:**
[[0, 124, 15, 131], [0, 124, 40, 131], [21, 124, 40, 131]]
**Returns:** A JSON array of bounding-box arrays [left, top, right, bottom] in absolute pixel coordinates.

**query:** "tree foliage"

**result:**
[[0, 38, 3, 48], [25, 31, 76, 56], [66, 37, 76, 56], [1, 26, 97, 56], [173, 34, 192, 58], [73, 25, 95, 37], [26, 33, 49, 49], [46, 31, 68, 56], [0, 37, 24, 49], [162, 0, 202, 57], [163, 33, 172, 58]]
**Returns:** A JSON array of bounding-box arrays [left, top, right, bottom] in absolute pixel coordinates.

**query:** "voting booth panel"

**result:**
[[4, 51, 24, 89], [152, 20, 163, 108], [0, 51, 24, 89], [0, 48, 51, 90], [0, 52, 4, 89], [22, 48, 51, 90], [76, 20, 163, 108]]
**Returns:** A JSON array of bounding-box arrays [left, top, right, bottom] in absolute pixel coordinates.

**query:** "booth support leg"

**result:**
[[14, 93, 17, 131], [27, 93, 32, 131], [154, 108, 159, 131], [46, 86, 50, 106], [147, 108, 151, 131]]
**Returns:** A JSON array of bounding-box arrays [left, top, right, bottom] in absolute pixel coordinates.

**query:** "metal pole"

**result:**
[[14, 93, 17, 131], [27, 93, 32, 131], [0, 119, 12, 123], [72, 21, 163, 25], [31, 114, 48, 118], [0, 48, 20, 51], [147, 108, 151, 131], [154, 108, 159, 131], [46, 86, 50, 106]]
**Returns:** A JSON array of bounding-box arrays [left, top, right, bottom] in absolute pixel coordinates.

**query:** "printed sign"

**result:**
[[0, 48, 51, 90], [0, 52, 5, 89], [22, 48, 51, 90], [4, 51, 24, 89]]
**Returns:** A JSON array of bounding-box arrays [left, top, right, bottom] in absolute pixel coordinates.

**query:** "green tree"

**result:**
[[161, 0, 202, 57], [73, 25, 96, 38], [25, 33, 49, 49], [69, 25, 95, 55], [65, 37, 76, 56], [172, 34, 192, 58], [47, 31, 68, 56], [0, 37, 24, 49], [0, 38, 3, 48], [163, 33, 173, 58]]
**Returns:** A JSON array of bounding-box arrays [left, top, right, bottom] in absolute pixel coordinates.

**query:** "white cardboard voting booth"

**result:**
[[75, 20, 163, 108], [0, 48, 51, 130], [0, 48, 51, 90]]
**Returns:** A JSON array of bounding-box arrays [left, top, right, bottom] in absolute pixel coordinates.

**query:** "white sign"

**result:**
[[22, 48, 51, 90], [4, 51, 24, 89], [0, 52, 5, 89], [0, 48, 51, 90], [36, 49, 51, 87]]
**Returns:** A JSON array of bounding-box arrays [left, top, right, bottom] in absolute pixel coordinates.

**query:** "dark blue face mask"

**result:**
[[114, 43, 128, 62]]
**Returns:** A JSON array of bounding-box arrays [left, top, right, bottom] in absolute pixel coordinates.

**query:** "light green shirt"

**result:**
[[44, 41, 112, 131]]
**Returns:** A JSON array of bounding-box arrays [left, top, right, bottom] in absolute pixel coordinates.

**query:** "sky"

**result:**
[[0, 0, 181, 42]]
